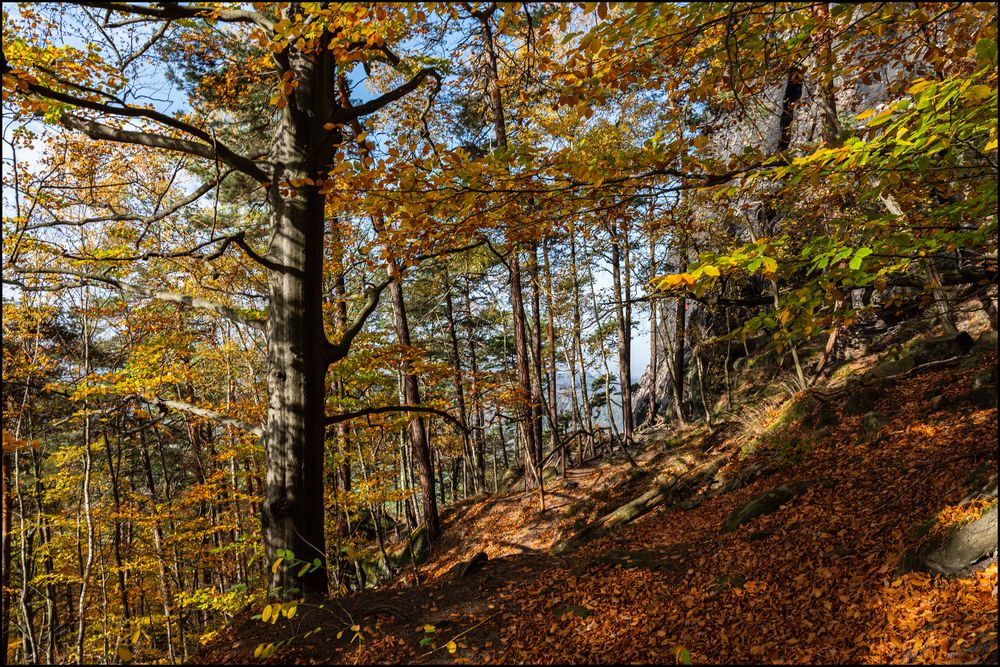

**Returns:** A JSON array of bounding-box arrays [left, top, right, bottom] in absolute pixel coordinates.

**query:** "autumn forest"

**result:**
[[1, 2, 997, 664]]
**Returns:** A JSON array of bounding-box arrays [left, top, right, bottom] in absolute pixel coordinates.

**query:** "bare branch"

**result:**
[[205, 231, 289, 273], [148, 397, 263, 438], [60, 114, 267, 182], [329, 67, 440, 122], [327, 275, 394, 362], [13, 266, 266, 331], [26, 168, 236, 231], [85, 1, 274, 31], [325, 404, 467, 432]]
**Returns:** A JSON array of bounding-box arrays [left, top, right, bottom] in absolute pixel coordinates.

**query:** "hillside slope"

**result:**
[[198, 328, 998, 665]]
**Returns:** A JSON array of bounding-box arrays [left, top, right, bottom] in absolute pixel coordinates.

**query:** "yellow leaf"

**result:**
[[985, 138, 998, 152], [350, 624, 360, 632], [254, 644, 265, 658], [286, 605, 297, 619], [298, 562, 311, 577], [447, 640, 458, 654], [702, 264, 720, 278], [130, 629, 140, 644], [261, 604, 272, 622], [116, 646, 132, 661], [856, 108, 875, 121], [423, 624, 436, 633], [907, 79, 933, 95]]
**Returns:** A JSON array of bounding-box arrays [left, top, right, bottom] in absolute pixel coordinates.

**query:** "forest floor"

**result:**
[[197, 340, 998, 665]]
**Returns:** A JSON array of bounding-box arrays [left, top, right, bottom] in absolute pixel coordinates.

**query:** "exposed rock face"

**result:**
[[631, 18, 901, 429]]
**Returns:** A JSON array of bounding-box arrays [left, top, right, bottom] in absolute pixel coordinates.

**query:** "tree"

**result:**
[[4, 2, 453, 598]]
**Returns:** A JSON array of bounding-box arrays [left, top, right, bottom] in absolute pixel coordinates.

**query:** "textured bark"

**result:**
[[1, 449, 10, 663], [570, 232, 595, 454], [261, 38, 336, 598]]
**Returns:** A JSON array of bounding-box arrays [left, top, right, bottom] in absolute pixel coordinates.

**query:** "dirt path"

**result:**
[[197, 360, 998, 665]]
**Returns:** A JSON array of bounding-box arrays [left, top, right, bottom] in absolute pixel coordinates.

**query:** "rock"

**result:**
[[923, 504, 998, 576], [955, 387, 998, 410], [721, 480, 810, 533], [502, 464, 524, 489], [867, 356, 915, 380], [907, 331, 974, 365], [927, 394, 949, 412], [976, 329, 998, 349], [862, 411, 886, 437], [542, 465, 559, 483], [973, 367, 997, 390], [448, 551, 488, 580], [388, 525, 430, 569]]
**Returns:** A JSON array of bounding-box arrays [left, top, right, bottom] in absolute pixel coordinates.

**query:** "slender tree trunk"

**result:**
[[76, 287, 95, 665], [610, 220, 634, 450], [462, 274, 489, 494], [542, 239, 565, 475], [476, 4, 541, 506], [1, 445, 11, 664], [442, 269, 478, 493], [387, 273, 440, 540], [569, 232, 595, 452], [648, 231, 658, 423], [139, 429, 176, 663]]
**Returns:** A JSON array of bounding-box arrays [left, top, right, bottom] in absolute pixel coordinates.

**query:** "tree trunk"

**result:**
[[569, 231, 595, 454], [387, 275, 440, 541], [442, 269, 478, 493], [610, 221, 634, 450], [462, 274, 489, 494]]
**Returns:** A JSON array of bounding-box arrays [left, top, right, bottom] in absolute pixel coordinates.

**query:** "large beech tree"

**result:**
[[3, 2, 454, 597]]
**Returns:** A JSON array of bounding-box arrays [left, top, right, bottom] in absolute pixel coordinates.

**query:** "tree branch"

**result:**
[[85, 1, 273, 31], [325, 405, 467, 432], [329, 67, 440, 122], [148, 397, 263, 438], [59, 114, 267, 182], [26, 168, 236, 231], [13, 267, 266, 331], [327, 275, 395, 362]]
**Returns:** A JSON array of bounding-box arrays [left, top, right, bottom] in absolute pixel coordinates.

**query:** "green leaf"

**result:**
[[849, 247, 873, 270]]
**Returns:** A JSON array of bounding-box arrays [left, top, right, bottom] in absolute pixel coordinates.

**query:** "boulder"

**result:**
[[868, 356, 915, 380], [907, 331, 974, 365], [388, 525, 430, 569], [502, 464, 524, 489], [923, 504, 998, 576], [975, 329, 998, 350], [721, 480, 810, 533], [955, 387, 998, 410], [542, 465, 559, 483], [447, 551, 489, 580]]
